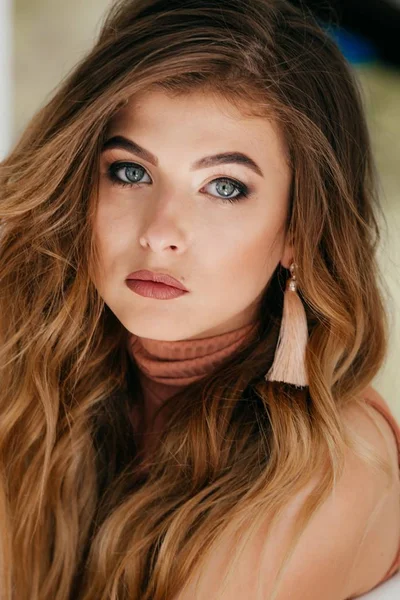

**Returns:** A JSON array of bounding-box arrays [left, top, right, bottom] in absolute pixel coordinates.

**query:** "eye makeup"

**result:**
[[102, 158, 254, 204]]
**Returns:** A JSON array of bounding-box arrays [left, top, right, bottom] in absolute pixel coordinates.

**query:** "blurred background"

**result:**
[[1, 0, 399, 417]]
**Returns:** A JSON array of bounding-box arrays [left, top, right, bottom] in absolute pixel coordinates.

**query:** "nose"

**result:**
[[139, 235, 179, 252], [138, 198, 189, 253]]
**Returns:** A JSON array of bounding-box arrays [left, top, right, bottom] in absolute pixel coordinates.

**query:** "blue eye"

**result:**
[[106, 161, 250, 203], [206, 178, 249, 202], [108, 162, 151, 186]]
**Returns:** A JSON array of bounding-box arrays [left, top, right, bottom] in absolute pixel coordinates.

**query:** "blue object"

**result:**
[[322, 23, 379, 65]]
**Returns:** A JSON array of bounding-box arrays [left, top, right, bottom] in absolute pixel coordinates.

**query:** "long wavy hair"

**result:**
[[0, 0, 393, 598]]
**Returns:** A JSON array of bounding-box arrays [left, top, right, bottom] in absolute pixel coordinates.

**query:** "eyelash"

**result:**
[[105, 161, 251, 203]]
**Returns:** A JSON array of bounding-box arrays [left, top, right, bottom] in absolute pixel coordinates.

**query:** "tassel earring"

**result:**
[[264, 262, 309, 388]]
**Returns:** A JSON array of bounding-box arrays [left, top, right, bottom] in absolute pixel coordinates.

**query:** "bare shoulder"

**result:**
[[265, 392, 400, 599], [260, 392, 400, 599], [339, 386, 400, 597], [341, 385, 399, 487], [176, 388, 400, 600]]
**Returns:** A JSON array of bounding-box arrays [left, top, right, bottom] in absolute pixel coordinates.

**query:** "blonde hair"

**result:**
[[0, 0, 393, 598]]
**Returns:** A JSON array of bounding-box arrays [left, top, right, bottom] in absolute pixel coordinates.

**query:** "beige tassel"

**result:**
[[264, 263, 308, 387]]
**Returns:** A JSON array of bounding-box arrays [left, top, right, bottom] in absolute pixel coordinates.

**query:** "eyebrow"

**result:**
[[101, 135, 264, 178]]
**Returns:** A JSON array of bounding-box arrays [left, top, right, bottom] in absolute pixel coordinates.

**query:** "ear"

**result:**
[[280, 237, 295, 270]]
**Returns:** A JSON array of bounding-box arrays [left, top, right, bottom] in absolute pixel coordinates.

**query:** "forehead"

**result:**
[[115, 87, 261, 119], [106, 88, 290, 173]]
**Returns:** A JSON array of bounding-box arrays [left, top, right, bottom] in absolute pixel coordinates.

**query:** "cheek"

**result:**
[[205, 217, 284, 287], [93, 200, 136, 264]]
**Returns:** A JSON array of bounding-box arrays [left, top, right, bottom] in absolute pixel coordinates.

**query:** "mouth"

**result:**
[[126, 279, 188, 300], [126, 269, 189, 291]]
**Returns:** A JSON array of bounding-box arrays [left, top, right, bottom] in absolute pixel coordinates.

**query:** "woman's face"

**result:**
[[94, 89, 293, 341]]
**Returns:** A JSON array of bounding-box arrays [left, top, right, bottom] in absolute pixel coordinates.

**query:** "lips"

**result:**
[[126, 269, 188, 291]]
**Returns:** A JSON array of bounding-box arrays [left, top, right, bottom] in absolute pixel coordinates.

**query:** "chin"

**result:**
[[123, 322, 189, 342]]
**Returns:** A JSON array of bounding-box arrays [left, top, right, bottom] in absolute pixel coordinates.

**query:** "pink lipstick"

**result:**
[[126, 269, 189, 300]]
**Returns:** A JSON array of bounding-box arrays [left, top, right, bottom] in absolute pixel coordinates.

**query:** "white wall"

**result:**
[[13, 0, 111, 142], [0, 0, 13, 159]]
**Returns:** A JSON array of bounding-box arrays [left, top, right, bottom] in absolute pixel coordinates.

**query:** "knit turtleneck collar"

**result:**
[[126, 320, 259, 388]]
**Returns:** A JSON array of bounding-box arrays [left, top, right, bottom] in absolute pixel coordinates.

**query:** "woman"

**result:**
[[0, 0, 399, 598]]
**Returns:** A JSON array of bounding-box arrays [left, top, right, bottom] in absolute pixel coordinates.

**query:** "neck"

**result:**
[[125, 319, 260, 461]]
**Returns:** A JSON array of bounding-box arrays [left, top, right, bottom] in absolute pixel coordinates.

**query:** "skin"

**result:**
[[93, 89, 294, 341]]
